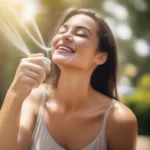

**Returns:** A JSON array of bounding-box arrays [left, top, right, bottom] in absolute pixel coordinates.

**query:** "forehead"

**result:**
[[64, 14, 98, 32]]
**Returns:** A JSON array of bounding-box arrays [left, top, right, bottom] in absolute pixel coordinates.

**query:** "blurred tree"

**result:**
[[115, 0, 150, 84], [123, 74, 150, 135]]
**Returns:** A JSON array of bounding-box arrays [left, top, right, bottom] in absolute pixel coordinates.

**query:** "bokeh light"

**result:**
[[134, 39, 150, 57]]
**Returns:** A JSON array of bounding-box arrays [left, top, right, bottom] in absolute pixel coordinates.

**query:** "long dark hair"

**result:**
[[48, 8, 119, 101]]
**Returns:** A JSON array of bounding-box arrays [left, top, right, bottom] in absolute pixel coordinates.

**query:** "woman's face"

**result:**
[[51, 14, 102, 71]]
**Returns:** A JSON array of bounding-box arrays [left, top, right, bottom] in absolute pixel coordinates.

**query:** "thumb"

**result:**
[[43, 57, 51, 73]]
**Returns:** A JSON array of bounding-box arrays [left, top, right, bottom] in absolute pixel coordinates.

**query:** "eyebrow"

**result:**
[[62, 24, 92, 35]]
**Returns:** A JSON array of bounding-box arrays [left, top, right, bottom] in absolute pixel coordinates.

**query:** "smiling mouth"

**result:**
[[57, 45, 75, 53]]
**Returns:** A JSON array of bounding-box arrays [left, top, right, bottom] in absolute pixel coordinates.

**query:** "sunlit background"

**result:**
[[0, 0, 150, 149]]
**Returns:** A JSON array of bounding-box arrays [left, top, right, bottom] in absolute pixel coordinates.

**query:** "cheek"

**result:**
[[77, 39, 97, 55], [76, 39, 91, 52], [76, 36, 98, 49]]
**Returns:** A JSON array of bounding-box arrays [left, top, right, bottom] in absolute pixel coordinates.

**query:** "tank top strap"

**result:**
[[37, 87, 47, 123], [32, 87, 47, 139], [81, 99, 116, 150], [101, 99, 115, 130]]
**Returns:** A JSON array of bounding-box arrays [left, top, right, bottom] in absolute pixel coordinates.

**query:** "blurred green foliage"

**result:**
[[123, 74, 150, 135]]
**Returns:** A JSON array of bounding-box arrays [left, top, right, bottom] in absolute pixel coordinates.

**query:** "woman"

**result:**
[[0, 8, 137, 150]]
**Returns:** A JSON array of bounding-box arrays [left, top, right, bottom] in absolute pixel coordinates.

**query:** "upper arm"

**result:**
[[107, 102, 138, 150], [17, 87, 43, 150]]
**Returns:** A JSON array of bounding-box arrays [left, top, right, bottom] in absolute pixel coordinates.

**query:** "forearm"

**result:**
[[0, 90, 23, 150], [0, 54, 50, 150]]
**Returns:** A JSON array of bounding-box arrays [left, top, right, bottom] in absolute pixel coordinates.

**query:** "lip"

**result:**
[[56, 44, 75, 53]]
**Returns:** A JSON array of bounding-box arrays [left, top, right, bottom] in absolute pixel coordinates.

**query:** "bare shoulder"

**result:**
[[107, 100, 138, 150], [18, 85, 46, 149], [110, 100, 137, 125], [22, 85, 45, 114]]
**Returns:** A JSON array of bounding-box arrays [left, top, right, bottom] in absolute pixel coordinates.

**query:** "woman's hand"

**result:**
[[9, 53, 51, 101]]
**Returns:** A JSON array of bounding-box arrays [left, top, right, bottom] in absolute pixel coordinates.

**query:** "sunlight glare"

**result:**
[[2, 0, 40, 22], [21, 2, 39, 22]]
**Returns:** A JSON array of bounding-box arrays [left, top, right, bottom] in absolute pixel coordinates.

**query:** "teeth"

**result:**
[[58, 46, 72, 53]]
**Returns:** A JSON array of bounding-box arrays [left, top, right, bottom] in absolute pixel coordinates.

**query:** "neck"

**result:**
[[55, 68, 94, 112]]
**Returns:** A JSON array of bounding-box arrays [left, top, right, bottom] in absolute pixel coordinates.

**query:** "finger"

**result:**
[[27, 57, 51, 73], [23, 75, 39, 88], [26, 57, 46, 66], [21, 61, 46, 82], [43, 57, 51, 73], [24, 69, 41, 84], [29, 53, 44, 57], [22, 57, 47, 71]]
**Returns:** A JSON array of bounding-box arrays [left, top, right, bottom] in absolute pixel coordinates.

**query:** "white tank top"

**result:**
[[30, 90, 115, 150]]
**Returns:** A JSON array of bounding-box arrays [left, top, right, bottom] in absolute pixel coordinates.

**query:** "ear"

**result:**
[[94, 52, 108, 65]]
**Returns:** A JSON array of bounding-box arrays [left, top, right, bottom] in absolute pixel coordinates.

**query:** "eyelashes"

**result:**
[[76, 33, 87, 38], [57, 27, 88, 38], [57, 31, 87, 38]]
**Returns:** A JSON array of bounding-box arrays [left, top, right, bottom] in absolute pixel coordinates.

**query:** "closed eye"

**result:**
[[76, 30, 87, 38], [76, 33, 87, 38]]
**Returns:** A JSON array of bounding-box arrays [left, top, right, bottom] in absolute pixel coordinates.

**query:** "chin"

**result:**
[[52, 51, 87, 70], [52, 55, 73, 67], [52, 51, 76, 65], [52, 56, 84, 71]]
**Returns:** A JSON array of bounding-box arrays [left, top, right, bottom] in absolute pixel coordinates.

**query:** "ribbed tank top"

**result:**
[[30, 90, 115, 150]]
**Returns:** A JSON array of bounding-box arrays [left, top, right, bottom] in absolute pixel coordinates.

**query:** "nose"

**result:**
[[61, 34, 73, 43]]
